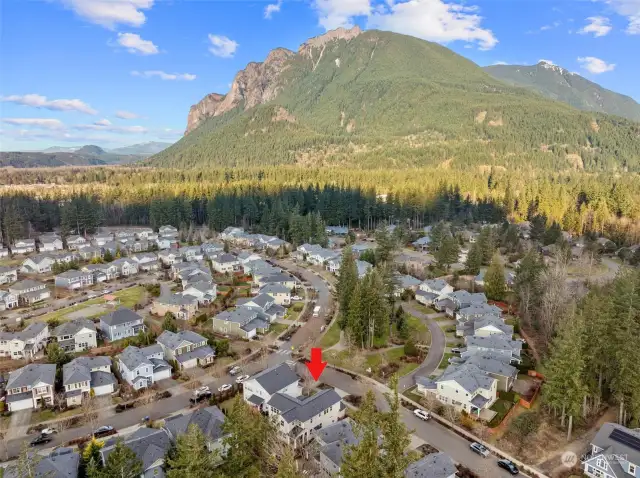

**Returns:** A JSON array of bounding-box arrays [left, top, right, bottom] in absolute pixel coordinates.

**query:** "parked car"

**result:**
[[191, 386, 212, 403], [218, 384, 233, 392], [497, 459, 519, 475], [93, 425, 115, 438], [30, 434, 53, 446], [228, 366, 241, 376], [450, 347, 463, 354], [40, 427, 57, 436], [413, 409, 430, 421], [291, 296, 301, 301], [470, 442, 490, 458], [235, 375, 250, 384]]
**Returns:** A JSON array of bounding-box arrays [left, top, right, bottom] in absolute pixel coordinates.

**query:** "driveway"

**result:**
[[399, 302, 447, 389]]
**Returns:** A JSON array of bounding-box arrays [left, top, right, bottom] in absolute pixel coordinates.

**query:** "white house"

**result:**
[[211, 253, 241, 274], [111, 258, 138, 277], [40, 236, 63, 252], [243, 363, 302, 409], [54, 270, 94, 290], [419, 279, 454, 298], [158, 249, 182, 266], [82, 263, 118, 282], [0, 266, 18, 285], [20, 254, 56, 274], [181, 246, 204, 262], [99, 307, 146, 341], [0, 322, 49, 360], [118, 344, 172, 390], [77, 245, 103, 261], [12, 239, 36, 254], [62, 356, 116, 407], [0, 245, 9, 258], [131, 252, 159, 271], [255, 272, 297, 289], [462, 335, 523, 364], [237, 293, 286, 323], [182, 281, 217, 305], [0, 291, 18, 311], [92, 232, 114, 246], [583, 423, 640, 478], [65, 235, 88, 250], [156, 330, 215, 370], [53, 318, 97, 353], [8, 279, 50, 306], [5, 364, 56, 411], [259, 283, 291, 306], [135, 228, 155, 240], [212, 307, 269, 339], [159, 225, 178, 237]]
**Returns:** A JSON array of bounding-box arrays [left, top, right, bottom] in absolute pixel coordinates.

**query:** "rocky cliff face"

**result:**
[[184, 27, 363, 135]]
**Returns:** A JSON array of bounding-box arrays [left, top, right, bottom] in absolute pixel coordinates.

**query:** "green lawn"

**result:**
[[413, 303, 437, 315], [319, 321, 341, 348], [406, 315, 431, 344], [488, 399, 514, 428], [325, 346, 417, 379], [268, 323, 289, 335], [30, 407, 83, 425], [37, 286, 146, 323], [438, 352, 454, 369]]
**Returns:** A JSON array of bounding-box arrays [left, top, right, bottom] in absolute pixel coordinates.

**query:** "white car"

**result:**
[[40, 427, 57, 435], [235, 375, 250, 384], [228, 366, 241, 376], [218, 384, 233, 392], [413, 409, 430, 421], [292, 296, 302, 301], [195, 386, 210, 394]]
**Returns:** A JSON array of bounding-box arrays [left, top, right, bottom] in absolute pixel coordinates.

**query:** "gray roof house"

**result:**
[[53, 318, 97, 352], [0, 322, 50, 360], [157, 330, 215, 370], [404, 452, 457, 478], [583, 423, 640, 478], [457, 303, 503, 322], [243, 363, 301, 408], [236, 293, 286, 323], [463, 335, 523, 364], [5, 447, 80, 478], [212, 307, 269, 339], [54, 270, 94, 290], [101, 427, 172, 478], [99, 307, 146, 342], [315, 419, 361, 476], [428, 363, 498, 416], [5, 363, 56, 411], [118, 345, 172, 390], [0, 266, 18, 285], [163, 406, 228, 454], [464, 354, 518, 392], [62, 356, 116, 407]]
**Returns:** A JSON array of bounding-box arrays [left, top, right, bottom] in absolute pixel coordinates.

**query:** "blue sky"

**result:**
[[1, 0, 639, 151]]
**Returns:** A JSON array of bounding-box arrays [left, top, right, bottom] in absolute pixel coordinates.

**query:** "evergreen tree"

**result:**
[[274, 447, 301, 478], [435, 235, 459, 270], [530, 215, 547, 243], [166, 423, 220, 478], [82, 437, 104, 478], [335, 246, 358, 329], [1, 203, 24, 245], [103, 249, 113, 262], [380, 375, 417, 477], [375, 227, 397, 264], [162, 312, 178, 333], [465, 241, 483, 275], [484, 254, 506, 301], [341, 392, 383, 478], [93, 440, 143, 478]]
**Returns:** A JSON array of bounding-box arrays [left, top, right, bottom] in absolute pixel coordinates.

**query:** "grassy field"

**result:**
[[319, 321, 341, 348], [30, 407, 83, 424], [268, 323, 289, 336], [406, 314, 431, 345], [325, 345, 419, 378], [413, 304, 438, 315], [37, 286, 146, 323]]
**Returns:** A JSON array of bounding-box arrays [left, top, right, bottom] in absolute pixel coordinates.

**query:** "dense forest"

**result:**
[[0, 165, 638, 244]]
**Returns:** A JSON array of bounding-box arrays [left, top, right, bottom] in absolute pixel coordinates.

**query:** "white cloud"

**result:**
[[1, 94, 97, 115], [313, 0, 371, 29], [116, 32, 159, 55], [58, 0, 154, 29], [493, 61, 508, 65], [94, 119, 112, 126], [115, 110, 140, 119], [265, 0, 283, 19], [368, 0, 498, 50], [2, 118, 65, 130], [579, 16, 612, 36], [131, 70, 196, 81], [74, 123, 148, 133], [602, 0, 640, 34], [577, 56, 616, 73], [207, 34, 238, 58]]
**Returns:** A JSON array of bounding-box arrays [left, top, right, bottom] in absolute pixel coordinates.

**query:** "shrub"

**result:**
[[292, 303, 304, 312], [404, 340, 420, 357]]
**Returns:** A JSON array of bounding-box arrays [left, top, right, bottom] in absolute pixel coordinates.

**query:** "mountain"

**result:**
[[42, 146, 82, 153], [484, 61, 640, 121], [109, 141, 172, 156], [150, 27, 640, 172], [0, 151, 108, 168], [75, 145, 107, 156]]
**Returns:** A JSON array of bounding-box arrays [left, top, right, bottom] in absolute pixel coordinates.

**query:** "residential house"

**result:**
[[219, 226, 244, 241], [456, 315, 512, 338], [118, 344, 172, 390], [20, 254, 56, 274], [157, 330, 215, 370], [40, 236, 64, 252], [211, 253, 241, 274], [182, 281, 216, 305], [351, 243, 373, 258], [416, 363, 498, 417], [0, 322, 49, 360], [326, 226, 349, 236], [9, 279, 50, 305], [156, 236, 178, 250], [53, 318, 97, 352], [327, 258, 371, 278], [412, 236, 432, 251], [119, 238, 149, 254], [151, 293, 198, 321], [419, 279, 454, 298], [405, 453, 457, 478], [181, 246, 204, 262], [394, 274, 421, 296], [62, 356, 116, 406], [114, 229, 136, 240], [474, 269, 515, 288], [101, 241, 120, 256], [212, 307, 269, 339], [158, 248, 182, 266], [77, 245, 103, 261], [583, 423, 640, 478], [464, 355, 518, 392], [259, 283, 291, 306], [4, 448, 80, 478], [12, 238, 36, 254], [51, 250, 81, 264], [456, 303, 503, 322], [135, 228, 155, 240], [82, 263, 118, 282], [131, 252, 159, 272], [0, 291, 18, 311], [100, 428, 172, 478], [55, 270, 94, 290], [256, 272, 297, 289], [201, 242, 224, 255], [237, 251, 262, 264], [163, 406, 228, 455], [245, 259, 280, 277], [308, 248, 339, 266], [462, 335, 523, 364], [243, 363, 301, 408], [447, 290, 487, 312], [173, 261, 211, 285], [265, 388, 345, 449], [315, 419, 361, 477], [237, 293, 286, 323], [92, 232, 114, 246], [159, 225, 178, 237], [5, 363, 56, 411], [99, 307, 146, 342], [111, 258, 138, 277], [0, 266, 18, 284], [295, 243, 323, 262], [66, 235, 88, 250]]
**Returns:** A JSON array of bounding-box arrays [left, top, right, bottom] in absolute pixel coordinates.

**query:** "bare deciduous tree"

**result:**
[[81, 394, 100, 433]]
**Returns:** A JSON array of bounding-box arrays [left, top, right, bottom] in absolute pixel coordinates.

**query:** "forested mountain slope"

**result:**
[[484, 62, 640, 122], [150, 28, 640, 171]]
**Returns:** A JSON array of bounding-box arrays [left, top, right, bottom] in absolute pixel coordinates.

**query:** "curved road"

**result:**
[[399, 302, 447, 390]]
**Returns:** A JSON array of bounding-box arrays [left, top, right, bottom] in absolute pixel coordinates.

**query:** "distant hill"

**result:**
[[109, 141, 172, 156], [0, 151, 107, 168], [149, 28, 640, 172], [484, 62, 640, 121]]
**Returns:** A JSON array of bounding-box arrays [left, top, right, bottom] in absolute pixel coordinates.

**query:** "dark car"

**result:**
[[497, 459, 519, 475], [93, 425, 115, 438], [30, 434, 53, 446]]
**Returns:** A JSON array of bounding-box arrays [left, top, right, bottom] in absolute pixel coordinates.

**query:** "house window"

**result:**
[[630, 464, 637, 475], [596, 458, 605, 469]]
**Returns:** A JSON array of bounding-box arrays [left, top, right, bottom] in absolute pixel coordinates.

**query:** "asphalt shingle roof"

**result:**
[[101, 428, 171, 472], [268, 389, 342, 424], [250, 363, 298, 395], [164, 406, 226, 442], [157, 330, 207, 351], [7, 363, 56, 389], [100, 308, 143, 327], [53, 318, 95, 337], [404, 452, 457, 478]]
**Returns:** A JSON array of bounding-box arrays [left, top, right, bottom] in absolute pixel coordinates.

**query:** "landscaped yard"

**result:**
[[438, 352, 454, 369], [319, 321, 341, 348], [488, 399, 514, 428], [37, 286, 146, 323], [325, 346, 421, 379], [30, 406, 83, 424], [413, 303, 438, 315], [268, 323, 289, 336]]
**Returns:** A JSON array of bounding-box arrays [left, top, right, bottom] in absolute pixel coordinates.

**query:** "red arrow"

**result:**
[[305, 348, 327, 381]]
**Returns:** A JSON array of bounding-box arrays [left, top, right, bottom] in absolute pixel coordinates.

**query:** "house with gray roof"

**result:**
[[265, 388, 345, 449], [583, 423, 640, 478], [101, 427, 172, 478], [5, 363, 56, 411], [0, 322, 49, 360], [255, 272, 297, 289], [12, 238, 36, 254], [111, 258, 139, 277], [163, 406, 228, 454], [212, 307, 269, 339], [326, 226, 349, 236], [157, 330, 215, 370], [55, 270, 94, 290], [412, 235, 432, 251], [259, 283, 291, 305], [63, 356, 116, 407], [92, 232, 114, 246], [404, 452, 457, 478], [394, 274, 422, 296], [243, 362, 301, 408], [118, 345, 172, 390], [211, 253, 241, 274], [236, 293, 286, 323], [131, 252, 159, 271], [456, 303, 502, 322], [463, 335, 523, 364], [419, 279, 453, 298], [5, 448, 80, 478], [0, 266, 18, 285], [456, 314, 512, 338], [463, 355, 518, 392], [53, 318, 97, 352], [151, 293, 198, 321], [201, 242, 224, 255], [315, 419, 361, 476], [159, 225, 178, 237], [20, 254, 56, 274], [66, 235, 88, 250], [77, 245, 103, 261], [40, 236, 64, 252], [182, 280, 216, 305], [99, 307, 145, 341], [0, 290, 18, 311], [181, 246, 204, 262], [82, 263, 118, 282]]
